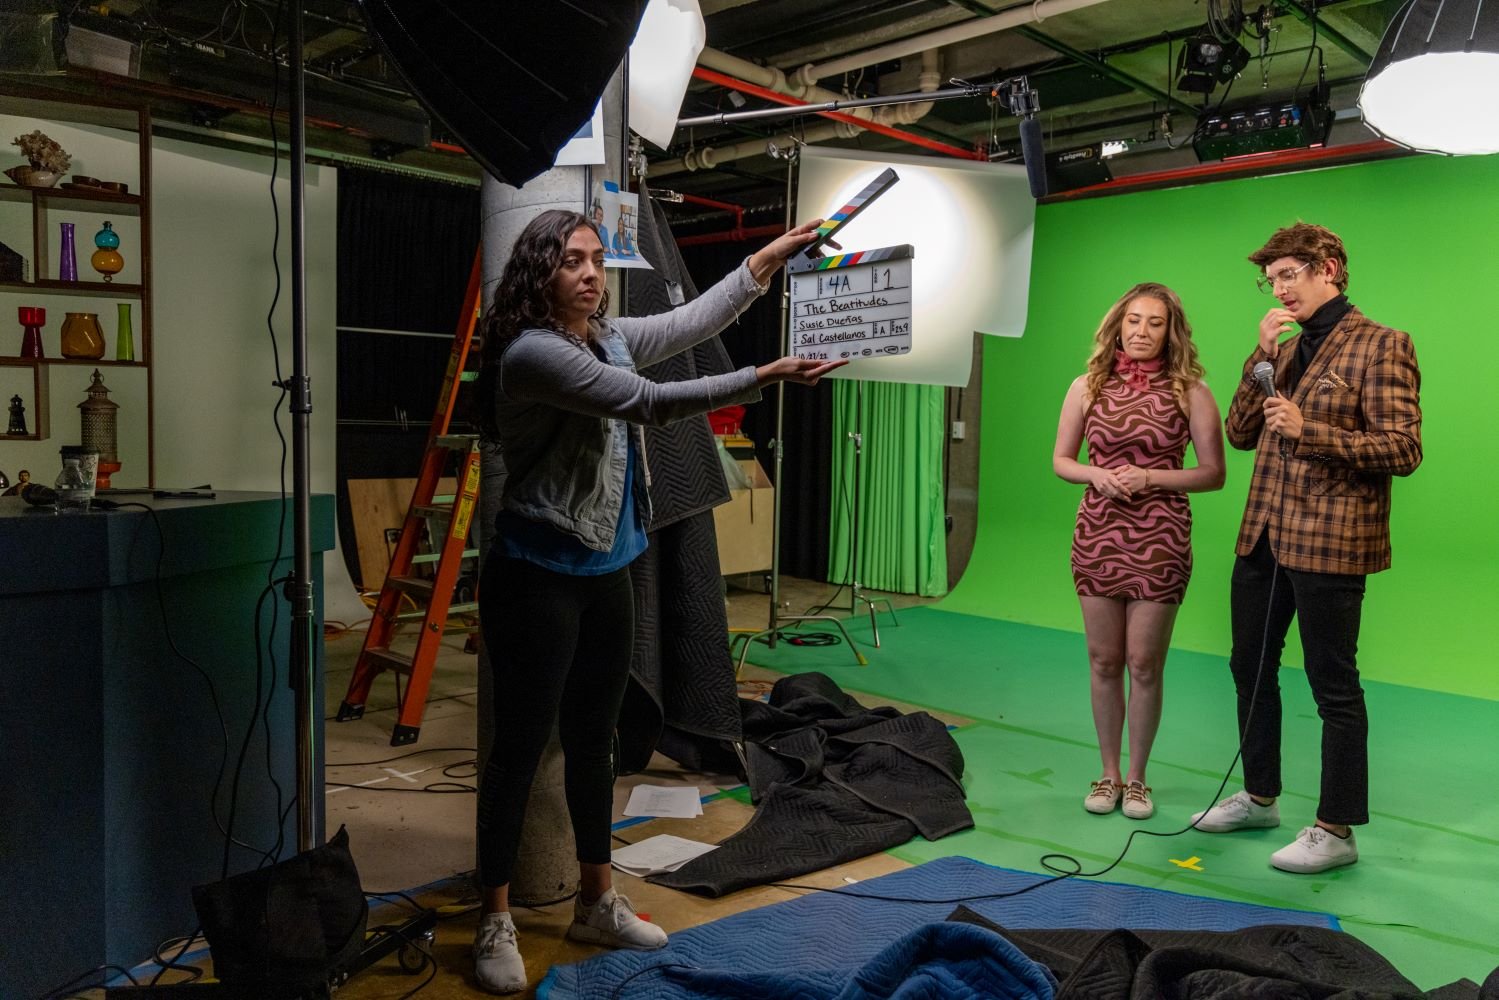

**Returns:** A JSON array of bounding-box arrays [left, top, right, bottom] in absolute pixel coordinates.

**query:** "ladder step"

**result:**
[[431, 493, 455, 504], [413, 505, 451, 520], [435, 433, 478, 449], [388, 576, 436, 598], [411, 548, 478, 564], [393, 601, 479, 624], [365, 648, 414, 674]]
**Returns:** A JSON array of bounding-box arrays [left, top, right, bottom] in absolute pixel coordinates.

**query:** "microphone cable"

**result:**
[[749, 374, 1292, 905]]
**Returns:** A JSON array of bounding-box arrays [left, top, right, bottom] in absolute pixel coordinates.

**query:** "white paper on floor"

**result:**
[[623, 784, 703, 819], [611, 834, 718, 877]]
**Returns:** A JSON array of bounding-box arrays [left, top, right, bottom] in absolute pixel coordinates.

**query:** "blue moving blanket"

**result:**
[[539, 856, 1336, 999]]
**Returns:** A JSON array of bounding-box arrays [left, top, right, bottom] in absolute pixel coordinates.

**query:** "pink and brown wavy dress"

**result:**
[[1071, 374, 1193, 604]]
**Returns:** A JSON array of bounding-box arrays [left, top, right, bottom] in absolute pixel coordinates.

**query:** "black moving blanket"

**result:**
[[652, 672, 973, 897], [949, 906, 1499, 999], [616, 181, 744, 774]]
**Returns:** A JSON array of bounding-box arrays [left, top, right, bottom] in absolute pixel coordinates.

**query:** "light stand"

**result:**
[[291, 3, 440, 991], [286, 0, 319, 858], [732, 143, 867, 676], [832, 378, 898, 647]]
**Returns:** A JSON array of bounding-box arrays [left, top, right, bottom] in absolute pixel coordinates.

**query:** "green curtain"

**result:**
[[827, 379, 948, 597]]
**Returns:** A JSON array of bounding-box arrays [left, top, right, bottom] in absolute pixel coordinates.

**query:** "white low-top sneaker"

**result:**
[[1270, 825, 1358, 874], [1191, 789, 1281, 833], [567, 887, 668, 950], [1121, 781, 1154, 820], [1084, 778, 1122, 814], [472, 911, 526, 994]]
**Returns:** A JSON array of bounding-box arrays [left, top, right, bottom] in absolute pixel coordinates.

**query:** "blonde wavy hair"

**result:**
[[1084, 282, 1204, 415]]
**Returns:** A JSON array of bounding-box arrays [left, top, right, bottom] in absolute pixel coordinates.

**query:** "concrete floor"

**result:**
[[296, 575, 940, 998]]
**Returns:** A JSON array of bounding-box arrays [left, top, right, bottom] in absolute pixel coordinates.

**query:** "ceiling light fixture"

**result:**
[[1360, 0, 1499, 155]]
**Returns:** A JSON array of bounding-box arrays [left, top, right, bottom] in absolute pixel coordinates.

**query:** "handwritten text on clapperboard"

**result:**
[[789, 253, 913, 361]]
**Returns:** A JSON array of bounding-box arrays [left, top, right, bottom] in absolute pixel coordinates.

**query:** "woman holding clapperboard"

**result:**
[[466, 209, 844, 993]]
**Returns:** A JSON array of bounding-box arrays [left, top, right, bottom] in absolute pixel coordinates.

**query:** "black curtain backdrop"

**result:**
[[681, 242, 834, 582], [335, 168, 480, 586]]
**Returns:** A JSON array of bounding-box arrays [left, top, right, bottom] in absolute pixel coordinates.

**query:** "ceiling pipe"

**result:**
[[697, 45, 942, 129], [677, 222, 786, 247], [679, 191, 746, 232], [655, 66, 981, 176], [796, 0, 1121, 85]]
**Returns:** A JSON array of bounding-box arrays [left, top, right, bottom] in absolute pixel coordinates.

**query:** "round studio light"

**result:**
[[1360, 0, 1499, 155]]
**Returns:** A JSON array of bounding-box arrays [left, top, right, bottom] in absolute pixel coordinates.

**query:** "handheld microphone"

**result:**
[[1252, 360, 1277, 398], [1019, 117, 1047, 199]]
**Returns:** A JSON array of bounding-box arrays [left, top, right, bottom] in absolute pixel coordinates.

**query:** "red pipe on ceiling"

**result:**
[[679, 192, 746, 230], [690, 66, 984, 161], [677, 223, 786, 247]]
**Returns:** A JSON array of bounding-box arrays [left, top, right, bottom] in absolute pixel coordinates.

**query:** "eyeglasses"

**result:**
[[1256, 261, 1313, 294]]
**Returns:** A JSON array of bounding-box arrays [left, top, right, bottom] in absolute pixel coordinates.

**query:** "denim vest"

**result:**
[[491, 262, 767, 552]]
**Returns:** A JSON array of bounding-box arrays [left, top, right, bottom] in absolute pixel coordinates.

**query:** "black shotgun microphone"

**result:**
[[1252, 360, 1277, 398], [1019, 117, 1047, 199]]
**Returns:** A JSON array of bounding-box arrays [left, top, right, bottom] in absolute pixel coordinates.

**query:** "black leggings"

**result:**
[[475, 555, 634, 887]]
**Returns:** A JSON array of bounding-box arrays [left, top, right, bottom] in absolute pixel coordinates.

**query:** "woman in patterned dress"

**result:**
[[1053, 283, 1225, 820]]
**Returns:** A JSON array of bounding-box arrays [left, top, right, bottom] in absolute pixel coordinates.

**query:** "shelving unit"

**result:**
[[0, 356, 49, 440], [0, 90, 154, 483]]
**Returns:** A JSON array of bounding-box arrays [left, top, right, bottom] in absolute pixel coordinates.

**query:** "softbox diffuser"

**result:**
[[356, 1, 649, 185]]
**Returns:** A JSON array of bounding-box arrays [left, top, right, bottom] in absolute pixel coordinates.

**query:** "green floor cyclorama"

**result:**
[[746, 606, 1499, 989]]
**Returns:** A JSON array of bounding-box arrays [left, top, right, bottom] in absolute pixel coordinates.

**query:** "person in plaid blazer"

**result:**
[[1191, 223, 1422, 875]]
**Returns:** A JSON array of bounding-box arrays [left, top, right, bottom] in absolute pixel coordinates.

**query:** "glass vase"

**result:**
[[115, 303, 134, 361], [18, 306, 45, 359], [60, 311, 105, 359], [59, 222, 78, 282]]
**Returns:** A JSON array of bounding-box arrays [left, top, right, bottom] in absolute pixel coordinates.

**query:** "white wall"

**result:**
[[0, 115, 360, 610]]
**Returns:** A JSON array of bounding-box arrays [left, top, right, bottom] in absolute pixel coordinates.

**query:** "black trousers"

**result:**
[[1228, 533, 1369, 826], [475, 555, 635, 887]]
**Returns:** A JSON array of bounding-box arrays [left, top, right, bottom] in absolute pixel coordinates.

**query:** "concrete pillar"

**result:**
[[476, 67, 625, 906]]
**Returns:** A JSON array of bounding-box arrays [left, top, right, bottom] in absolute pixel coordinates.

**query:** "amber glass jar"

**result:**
[[60, 312, 105, 360]]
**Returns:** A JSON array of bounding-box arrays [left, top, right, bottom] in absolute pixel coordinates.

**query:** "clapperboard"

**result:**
[[787, 166, 913, 361], [787, 245, 914, 360]]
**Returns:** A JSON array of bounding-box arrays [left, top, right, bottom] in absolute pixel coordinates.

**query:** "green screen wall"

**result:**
[[940, 153, 1499, 701]]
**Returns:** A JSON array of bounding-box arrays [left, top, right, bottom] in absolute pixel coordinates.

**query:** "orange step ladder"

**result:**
[[336, 251, 485, 746]]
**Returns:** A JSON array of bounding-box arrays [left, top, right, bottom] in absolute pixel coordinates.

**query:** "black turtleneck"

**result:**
[[1290, 294, 1351, 391]]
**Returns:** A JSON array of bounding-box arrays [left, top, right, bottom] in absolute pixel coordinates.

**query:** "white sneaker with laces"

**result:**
[[1083, 778, 1121, 814], [472, 911, 526, 994], [1271, 825, 1358, 874], [1191, 790, 1281, 833], [1121, 781, 1154, 820], [567, 887, 668, 950]]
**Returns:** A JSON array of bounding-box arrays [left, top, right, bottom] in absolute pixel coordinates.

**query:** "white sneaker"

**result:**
[[472, 911, 526, 994], [1121, 781, 1154, 820], [1083, 778, 1121, 814], [567, 887, 668, 950], [1191, 790, 1281, 833], [1271, 825, 1358, 874]]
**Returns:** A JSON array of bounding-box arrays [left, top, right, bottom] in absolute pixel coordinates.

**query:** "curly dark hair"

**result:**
[[472, 209, 610, 438]]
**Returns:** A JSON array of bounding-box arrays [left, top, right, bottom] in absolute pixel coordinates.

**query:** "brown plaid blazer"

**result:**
[[1226, 306, 1422, 575]]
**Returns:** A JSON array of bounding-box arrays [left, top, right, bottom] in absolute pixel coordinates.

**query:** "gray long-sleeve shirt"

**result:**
[[492, 261, 768, 551]]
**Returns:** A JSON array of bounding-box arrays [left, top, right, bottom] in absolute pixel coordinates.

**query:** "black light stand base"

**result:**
[[103, 909, 438, 999]]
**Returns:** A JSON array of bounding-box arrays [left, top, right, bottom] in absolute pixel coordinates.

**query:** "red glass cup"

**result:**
[[18, 306, 45, 359]]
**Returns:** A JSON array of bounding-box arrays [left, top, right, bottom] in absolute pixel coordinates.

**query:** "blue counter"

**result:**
[[0, 492, 334, 999]]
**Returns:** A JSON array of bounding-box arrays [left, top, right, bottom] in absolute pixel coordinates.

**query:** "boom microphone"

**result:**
[[1018, 117, 1047, 199], [1252, 360, 1277, 398]]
